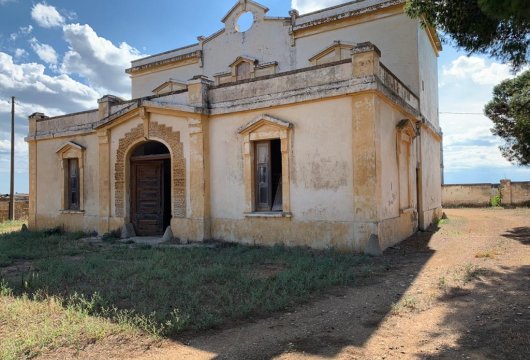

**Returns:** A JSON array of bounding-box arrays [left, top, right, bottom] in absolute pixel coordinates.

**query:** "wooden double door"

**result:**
[[131, 160, 166, 236]]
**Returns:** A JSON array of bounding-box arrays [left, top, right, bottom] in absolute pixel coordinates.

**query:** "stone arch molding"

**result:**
[[114, 121, 185, 219]]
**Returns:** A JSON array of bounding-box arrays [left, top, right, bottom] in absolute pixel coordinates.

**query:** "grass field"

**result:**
[[0, 220, 26, 234], [0, 226, 370, 359]]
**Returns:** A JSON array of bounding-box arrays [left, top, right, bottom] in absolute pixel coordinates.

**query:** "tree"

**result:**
[[484, 70, 530, 166], [405, 0, 530, 71]]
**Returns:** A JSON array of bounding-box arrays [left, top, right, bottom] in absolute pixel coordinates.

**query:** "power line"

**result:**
[[440, 112, 484, 115]]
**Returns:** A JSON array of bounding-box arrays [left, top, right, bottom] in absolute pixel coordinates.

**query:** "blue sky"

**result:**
[[0, 0, 529, 194]]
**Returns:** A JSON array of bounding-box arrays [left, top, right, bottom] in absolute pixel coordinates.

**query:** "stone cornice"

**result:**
[[125, 50, 202, 76], [293, 0, 404, 31]]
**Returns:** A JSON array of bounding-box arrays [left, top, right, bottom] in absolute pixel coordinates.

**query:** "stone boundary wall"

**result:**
[[0, 194, 29, 222], [442, 179, 530, 208]]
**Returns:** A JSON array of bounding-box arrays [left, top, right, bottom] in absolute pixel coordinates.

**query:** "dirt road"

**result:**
[[46, 208, 530, 360]]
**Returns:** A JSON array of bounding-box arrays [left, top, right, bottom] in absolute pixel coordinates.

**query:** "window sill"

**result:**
[[244, 212, 292, 218], [60, 210, 85, 215]]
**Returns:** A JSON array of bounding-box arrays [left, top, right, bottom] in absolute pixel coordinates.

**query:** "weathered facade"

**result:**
[[26, 0, 443, 251]]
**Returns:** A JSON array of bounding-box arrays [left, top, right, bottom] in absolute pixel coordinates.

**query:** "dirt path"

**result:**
[[44, 209, 530, 360]]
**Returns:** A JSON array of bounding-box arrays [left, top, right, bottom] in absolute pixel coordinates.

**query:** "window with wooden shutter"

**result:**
[[255, 141, 271, 211], [255, 139, 282, 212], [236, 61, 252, 81], [68, 158, 80, 210]]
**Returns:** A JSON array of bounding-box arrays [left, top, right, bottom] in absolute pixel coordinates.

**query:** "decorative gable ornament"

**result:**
[[222, 0, 269, 32]]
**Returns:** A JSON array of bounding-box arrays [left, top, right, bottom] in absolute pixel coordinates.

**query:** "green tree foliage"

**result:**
[[405, 0, 530, 71], [484, 70, 530, 166]]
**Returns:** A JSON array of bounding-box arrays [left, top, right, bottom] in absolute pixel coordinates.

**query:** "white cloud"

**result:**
[[291, 0, 349, 14], [31, 2, 65, 28], [0, 52, 100, 114], [437, 55, 530, 181], [29, 38, 58, 65], [7, 25, 33, 42], [61, 23, 143, 96], [442, 56, 513, 86], [14, 48, 28, 58], [20, 25, 33, 35], [0, 134, 28, 175]]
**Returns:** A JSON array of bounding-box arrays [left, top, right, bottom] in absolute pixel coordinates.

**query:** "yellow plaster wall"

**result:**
[[207, 96, 357, 249], [417, 26, 440, 125], [295, 12, 420, 95], [419, 128, 443, 229], [378, 99, 412, 220], [33, 133, 100, 232], [208, 97, 354, 222], [131, 63, 201, 99], [442, 184, 495, 207]]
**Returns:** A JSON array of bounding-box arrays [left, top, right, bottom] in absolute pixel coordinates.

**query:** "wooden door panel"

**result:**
[[131, 161, 164, 236], [255, 141, 271, 211]]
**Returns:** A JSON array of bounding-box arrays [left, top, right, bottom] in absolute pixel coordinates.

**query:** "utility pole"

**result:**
[[8, 96, 15, 221]]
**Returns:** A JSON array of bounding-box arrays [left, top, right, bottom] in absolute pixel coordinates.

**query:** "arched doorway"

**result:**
[[130, 141, 171, 236]]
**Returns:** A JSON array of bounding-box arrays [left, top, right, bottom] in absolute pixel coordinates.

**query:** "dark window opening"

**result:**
[[255, 139, 282, 212], [68, 158, 80, 210]]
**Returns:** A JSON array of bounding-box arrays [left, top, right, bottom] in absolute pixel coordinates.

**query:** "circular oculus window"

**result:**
[[236, 12, 254, 33]]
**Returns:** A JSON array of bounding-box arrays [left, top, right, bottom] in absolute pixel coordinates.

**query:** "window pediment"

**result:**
[[309, 41, 355, 65], [238, 114, 293, 136], [56, 141, 85, 158], [152, 80, 187, 95], [396, 119, 417, 139], [230, 55, 258, 69]]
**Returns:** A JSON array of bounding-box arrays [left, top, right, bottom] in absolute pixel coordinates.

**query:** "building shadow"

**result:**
[[417, 265, 530, 359], [502, 227, 530, 245], [183, 227, 440, 359]]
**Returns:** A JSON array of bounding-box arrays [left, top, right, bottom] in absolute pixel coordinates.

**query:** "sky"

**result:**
[[0, 0, 529, 194]]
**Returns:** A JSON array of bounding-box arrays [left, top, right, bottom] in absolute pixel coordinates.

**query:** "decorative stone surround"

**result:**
[[238, 114, 292, 213], [114, 121, 185, 218]]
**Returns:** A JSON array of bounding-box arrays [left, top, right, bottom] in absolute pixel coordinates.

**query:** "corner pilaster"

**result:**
[[98, 129, 111, 234], [187, 75, 213, 108], [187, 115, 211, 241], [27, 112, 46, 229]]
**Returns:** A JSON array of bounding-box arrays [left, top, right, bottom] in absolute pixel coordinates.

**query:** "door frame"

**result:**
[[130, 157, 168, 236]]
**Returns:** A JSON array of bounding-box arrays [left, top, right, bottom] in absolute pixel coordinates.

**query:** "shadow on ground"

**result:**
[[420, 265, 530, 359], [502, 226, 530, 245], [181, 227, 439, 359]]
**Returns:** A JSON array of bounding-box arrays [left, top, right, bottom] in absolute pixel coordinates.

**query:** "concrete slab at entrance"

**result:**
[[119, 236, 217, 249]]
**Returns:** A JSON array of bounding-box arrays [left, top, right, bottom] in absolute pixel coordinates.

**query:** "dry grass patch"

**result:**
[[0, 282, 140, 360], [0, 228, 371, 358], [0, 220, 26, 234]]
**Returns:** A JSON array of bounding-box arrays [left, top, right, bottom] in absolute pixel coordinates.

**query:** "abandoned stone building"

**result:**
[[26, 0, 443, 251]]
